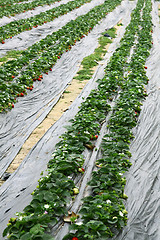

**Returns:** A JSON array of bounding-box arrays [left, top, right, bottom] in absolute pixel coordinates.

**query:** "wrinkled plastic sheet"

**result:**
[[0, 0, 109, 177], [0, 0, 136, 237], [0, 0, 106, 57], [113, 1, 160, 240], [0, 0, 133, 177]]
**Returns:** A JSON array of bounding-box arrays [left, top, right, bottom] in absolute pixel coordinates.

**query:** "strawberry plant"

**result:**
[[0, 0, 122, 112], [0, 0, 92, 42], [0, 0, 63, 19]]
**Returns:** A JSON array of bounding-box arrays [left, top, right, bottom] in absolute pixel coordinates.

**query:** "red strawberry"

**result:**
[[46, 72, 48, 75], [144, 66, 147, 69], [49, 68, 52, 71], [95, 135, 98, 139], [11, 75, 15, 79], [17, 93, 20, 97], [12, 104, 14, 108], [1, 40, 5, 44], [20, 93, 24, 97], [72, 237, 79, 240], [38, 78, 41, 81], [30, 87, 33, 91], [10, 36, 12, 39], [26, 87, 30, 89], [58, 56, 60, 59]]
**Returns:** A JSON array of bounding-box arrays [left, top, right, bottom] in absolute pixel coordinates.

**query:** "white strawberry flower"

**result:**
[[97, 205, 102, 208], [119, 211, 124, 217], [44, 204, 50, 209]]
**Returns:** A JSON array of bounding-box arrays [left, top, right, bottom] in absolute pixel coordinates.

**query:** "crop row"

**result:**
[[3, 0, 153, 239], [0, 0, 92, 42], [0, 0, 29, 7], [0, 0, 62, 19], [0, 0, 122, 112], [64, 0, 152, 239], [2, 29, 116, 240]]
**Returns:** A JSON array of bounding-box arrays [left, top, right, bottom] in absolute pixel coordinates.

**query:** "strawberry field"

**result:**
[[0, 0, 160, 239]]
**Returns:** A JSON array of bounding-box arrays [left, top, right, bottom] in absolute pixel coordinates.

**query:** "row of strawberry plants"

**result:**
[[64, 0, 153, 239], [0, 0, 30, 7], [0, 0, 62, 19], [2, 0, 151, 238], [2, 33, 115, 240], [0, 0, 92, 43], [0, 0, 122, 112]]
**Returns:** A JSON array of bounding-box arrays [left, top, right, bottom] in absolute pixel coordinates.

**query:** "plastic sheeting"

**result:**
[[0, 0, 106, 57], [114, 1, 160, 239], [0, 0, 134, 177], [0, 0, 108, 177], [0, 0, 137, 238]]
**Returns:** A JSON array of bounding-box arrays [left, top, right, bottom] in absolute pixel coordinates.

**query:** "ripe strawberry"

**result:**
[[1, 40, 5, 44], [17, 93, 20, 97], [30, 87, 33, 91], [20, 93, 24, 97], [10, 36, 12, 39], [95, 135, 98, 139], [58, 56, 60, 59], [144, 66, 147, 69], [11, 75, 15, 79], [38, 78, 41, 81], [49, 68, 52, 71], [12, 104, 14, 108], [46, 72, 48, 75], [26, 87, 30, 89], [39, 75, 43, 78]]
